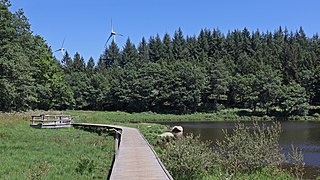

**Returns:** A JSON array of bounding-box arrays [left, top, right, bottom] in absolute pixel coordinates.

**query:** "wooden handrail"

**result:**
[[30, 114, 72, 127]]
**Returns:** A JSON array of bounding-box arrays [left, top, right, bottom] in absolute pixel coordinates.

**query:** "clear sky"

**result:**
[[10, 0, 320, 62]]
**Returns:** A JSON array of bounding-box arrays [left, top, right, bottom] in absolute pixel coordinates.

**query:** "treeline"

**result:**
[[1, 1, 320, 115]]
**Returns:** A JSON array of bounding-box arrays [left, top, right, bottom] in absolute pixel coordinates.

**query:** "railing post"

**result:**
[[41, 115, 44, 125], [114, 130, 120, 156]]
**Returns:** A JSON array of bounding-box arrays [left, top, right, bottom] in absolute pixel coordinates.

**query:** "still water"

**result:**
[[162, 121, 320, 178]]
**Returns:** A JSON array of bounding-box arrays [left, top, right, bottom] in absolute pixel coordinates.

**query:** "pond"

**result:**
[[162, 121, 320, 178]]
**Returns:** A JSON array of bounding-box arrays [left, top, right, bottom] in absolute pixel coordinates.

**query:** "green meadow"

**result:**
[[67, 109, 320, 123], [0, 113, 114, 179]]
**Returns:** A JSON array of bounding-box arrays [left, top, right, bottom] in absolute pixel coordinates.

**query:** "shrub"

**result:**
[[212, 121, 285, 173], [160, 134, 214, 180], [288, 144, 305, 179]]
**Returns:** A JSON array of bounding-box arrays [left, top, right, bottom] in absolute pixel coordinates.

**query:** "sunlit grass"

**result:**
[[0, 113, 114, 179], [66, 110, 170, 145], [66, 109, 320, 123]]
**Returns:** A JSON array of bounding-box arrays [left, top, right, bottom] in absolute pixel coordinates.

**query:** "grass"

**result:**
[[0, 112, 114, 179], [66, 110, 171, 145], [66, 109, 320, 124]]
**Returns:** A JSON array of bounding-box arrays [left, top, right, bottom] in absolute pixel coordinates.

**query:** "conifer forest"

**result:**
[[1, 1, 320, 115]]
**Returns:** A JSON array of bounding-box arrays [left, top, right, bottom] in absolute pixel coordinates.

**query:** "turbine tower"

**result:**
[[105, 19, 123, 47]]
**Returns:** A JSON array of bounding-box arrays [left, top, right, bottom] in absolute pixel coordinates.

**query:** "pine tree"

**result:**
[[72, 52, 85, 72], [122, 38, 138, 66], [61, 51, 73, 71], [148, 34, 164, 62], [86, 57, 95, 74], [104, 41, 120, 68], [208, 28, 225, 61], [172, 28, 187, 61], [186, 35, 201, 61], [162, 33, 173, 62], [198, 29, 210, 55], [138, 37, 149, 62], [96, 55, 106, 72]]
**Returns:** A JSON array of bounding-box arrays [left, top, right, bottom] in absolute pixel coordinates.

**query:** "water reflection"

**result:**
[[162, 121, 320, 178]]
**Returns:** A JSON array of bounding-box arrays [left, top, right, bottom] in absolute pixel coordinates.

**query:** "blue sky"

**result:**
[[10, 0, 320, 62]]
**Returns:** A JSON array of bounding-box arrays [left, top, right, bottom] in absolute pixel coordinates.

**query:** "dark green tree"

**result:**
[[279, 82, 309, 115], [255, 66, 283, 114], [121, 38, 138, 67], [138, 37, 149, 62], [162, 33, 173, 62], [96, 55, 106, 72], [172, 28, 187, 61], [104, 41, 120, 68], [61, 51, 73, 72], [148, 34, 164, 62], [72, 52, 85, 72], [86, 57, 95, 74]]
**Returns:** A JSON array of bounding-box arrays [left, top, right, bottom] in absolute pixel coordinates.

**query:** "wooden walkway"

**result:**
[[72, 123, 173, 180], [30, 115, 72, 128]]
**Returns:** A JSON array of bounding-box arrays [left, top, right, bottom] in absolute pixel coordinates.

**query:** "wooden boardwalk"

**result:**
[[30, 115, 72, 128], [72, 123, 173, 180]]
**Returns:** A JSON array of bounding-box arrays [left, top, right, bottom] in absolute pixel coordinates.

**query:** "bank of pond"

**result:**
[[159, 121, 320, 179]]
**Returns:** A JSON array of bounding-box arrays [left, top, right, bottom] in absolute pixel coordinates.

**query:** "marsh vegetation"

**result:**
[[160, 122, 306, 180], [0, 113, 114, 179]]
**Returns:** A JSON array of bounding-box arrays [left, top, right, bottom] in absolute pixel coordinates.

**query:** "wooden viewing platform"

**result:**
[[30, 114, 72, 128], [72, 123, 173, 180]]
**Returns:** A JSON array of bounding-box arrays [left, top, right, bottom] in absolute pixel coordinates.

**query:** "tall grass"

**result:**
[[0, 113, 114, 179], [66, 109, 320, 123]]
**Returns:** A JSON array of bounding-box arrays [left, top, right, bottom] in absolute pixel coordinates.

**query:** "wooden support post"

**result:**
[[115, 131, 119, 154], [114, 129, 121, 156]]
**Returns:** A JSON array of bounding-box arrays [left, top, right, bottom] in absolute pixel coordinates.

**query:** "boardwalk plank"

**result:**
[[111, 127, 171, 180], [72, 123, 172, 180]]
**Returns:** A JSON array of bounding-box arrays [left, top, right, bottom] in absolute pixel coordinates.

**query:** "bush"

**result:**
[[160, 134, 214, 180], [211, 121, 305, 178], [212, 121, 285, 173], [288, 144, 305, 179]]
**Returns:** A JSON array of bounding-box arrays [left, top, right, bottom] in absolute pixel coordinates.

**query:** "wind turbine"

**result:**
[[55, 36, 66, 56], [105, 19, 123, 47]]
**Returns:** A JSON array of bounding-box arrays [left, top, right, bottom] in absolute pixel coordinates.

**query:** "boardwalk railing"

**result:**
[[72, 123, 173, 180], [30, 114, 72, 128], [72, 123, 123, 155]]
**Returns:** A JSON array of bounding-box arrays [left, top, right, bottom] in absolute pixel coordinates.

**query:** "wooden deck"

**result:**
[[72, 123, 173, 180], [30, 115, 72, 128]]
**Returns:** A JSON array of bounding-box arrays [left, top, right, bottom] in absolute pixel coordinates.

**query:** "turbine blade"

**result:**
[[105, 34, 113, 47], [61, 36, 66, 48], [118, 33, 124, 36], [55, 49, 61, 52], [111, 18, 113, 32]]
